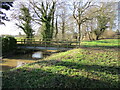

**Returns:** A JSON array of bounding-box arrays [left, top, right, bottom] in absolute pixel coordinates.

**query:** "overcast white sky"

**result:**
[[0, 0, 119, 36]]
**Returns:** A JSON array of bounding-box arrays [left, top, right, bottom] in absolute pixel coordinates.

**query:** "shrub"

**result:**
[[2, 35, 17, 57]]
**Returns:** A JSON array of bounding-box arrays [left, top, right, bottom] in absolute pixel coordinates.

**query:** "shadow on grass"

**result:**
[[31, 60, 119, 75], [83, 40, 118, 43], [2, 48, 119, 88], [2, 67, 118, 88], [0, 65, 14, 71], [80, 45, 119, 50]]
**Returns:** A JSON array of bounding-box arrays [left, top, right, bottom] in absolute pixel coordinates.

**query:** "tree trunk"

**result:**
[[96, 35, 99, 40], [62, 21, 65, 40], [78, 23, 81, 47], [88, 32, 92, 41], [51, 9, 55, 40], [55, 17, 58, 39]]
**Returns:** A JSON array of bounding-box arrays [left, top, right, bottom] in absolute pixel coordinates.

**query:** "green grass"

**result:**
[[15, 36, 40, 41], [2, 39, 119, 88], [15, 37, 26, 41], [81, 39, 119, 47]]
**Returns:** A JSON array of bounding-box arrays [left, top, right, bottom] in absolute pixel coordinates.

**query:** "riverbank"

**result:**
[[1, 49, 60, 72], [2, 39, 119, 88]]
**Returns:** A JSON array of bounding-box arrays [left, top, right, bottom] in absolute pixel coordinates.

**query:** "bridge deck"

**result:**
[[18, 46, 73, 50]]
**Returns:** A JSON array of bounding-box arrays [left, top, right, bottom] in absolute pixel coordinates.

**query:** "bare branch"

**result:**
[[30, 3, 41, 20], [73, 2, 79, 24], [31, 18, 42, 25]]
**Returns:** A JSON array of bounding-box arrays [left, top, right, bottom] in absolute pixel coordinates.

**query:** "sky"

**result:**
[[0, 2, 23, 36], [0, 0, 119, 36]]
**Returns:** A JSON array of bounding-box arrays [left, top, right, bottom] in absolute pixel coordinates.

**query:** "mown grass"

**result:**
[[81, 39, 119, 47], [2, 39, 120, 88]]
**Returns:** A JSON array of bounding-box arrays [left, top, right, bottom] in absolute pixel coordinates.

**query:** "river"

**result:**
[[0, 50, 58, 72]]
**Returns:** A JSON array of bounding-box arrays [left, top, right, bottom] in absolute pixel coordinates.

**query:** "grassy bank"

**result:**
[[2, 39, 119, 88], [81, 39, 119, 47]]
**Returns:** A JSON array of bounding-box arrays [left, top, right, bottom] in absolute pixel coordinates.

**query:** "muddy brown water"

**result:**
[[0, 50, 58, 72]]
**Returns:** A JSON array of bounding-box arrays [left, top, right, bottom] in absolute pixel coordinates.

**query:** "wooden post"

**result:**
[[39, 39, 40, 46], [24, 39, 26, 48], [39, 39, 41, 45], [67, 41, 68, 49], [76, 39, 79, 48], [34, 39, 35, 49], [79, 41, 80, 48], [23, 39, 25, 44], [45, 41, 47, 50], [21, 39, 23, 44], [76, 41, 78, 48], [57, 40, 59, 50], [21, 39, 22, 44]]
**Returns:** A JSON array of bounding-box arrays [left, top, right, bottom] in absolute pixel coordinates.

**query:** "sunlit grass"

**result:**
[[15, 37, 26, 41], [81, 39, 119, 47], [15, 36, 41, 41], [2, 39, 119, 88]]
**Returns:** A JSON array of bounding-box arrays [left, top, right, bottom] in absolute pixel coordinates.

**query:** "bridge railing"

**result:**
[[17, 39, 80, 48]]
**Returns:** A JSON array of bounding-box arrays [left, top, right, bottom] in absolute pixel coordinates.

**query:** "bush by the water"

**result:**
[[2, 35, 17, 56]]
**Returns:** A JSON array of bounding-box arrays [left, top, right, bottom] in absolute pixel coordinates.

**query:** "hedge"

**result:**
[[2, 36, 17, 57]]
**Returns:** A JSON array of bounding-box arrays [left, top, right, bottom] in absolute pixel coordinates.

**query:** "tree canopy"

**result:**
[[16, 4, 34, 39], [0, 2, 13, 25]]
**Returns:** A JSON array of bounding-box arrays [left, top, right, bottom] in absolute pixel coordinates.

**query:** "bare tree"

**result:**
[[72, 0, 99, 44], [30, 0, 56, 41], [54, 15, 58, 38], [94, 2, 116, 40], [16, 4, 34, 39], [84, 18, 97, 41], [56, 2, 69, 40]]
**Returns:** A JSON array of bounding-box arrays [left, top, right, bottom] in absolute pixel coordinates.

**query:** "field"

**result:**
[[2, 39, 119, 88]]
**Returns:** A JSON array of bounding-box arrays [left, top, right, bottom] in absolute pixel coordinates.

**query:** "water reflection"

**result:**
[[1, 51, 43, 71], [1, 59, 36, 71], [32, 52, 43, 59], [16, 61, 26, 68], [1, 50, 58, 71]]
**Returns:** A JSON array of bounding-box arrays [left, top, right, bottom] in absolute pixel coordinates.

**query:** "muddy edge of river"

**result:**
[[1, 49, 65, 72]]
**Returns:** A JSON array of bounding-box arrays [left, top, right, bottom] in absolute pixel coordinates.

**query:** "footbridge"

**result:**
[[17, 39, 80, 50]]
